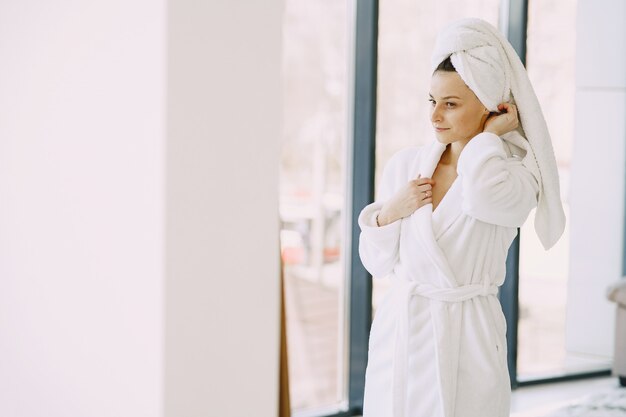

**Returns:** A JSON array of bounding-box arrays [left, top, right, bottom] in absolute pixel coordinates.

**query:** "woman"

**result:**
[[358, 18, 565, 417]]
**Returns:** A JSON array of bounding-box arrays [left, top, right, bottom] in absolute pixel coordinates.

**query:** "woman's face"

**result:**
[[429, 70, 490, 145]]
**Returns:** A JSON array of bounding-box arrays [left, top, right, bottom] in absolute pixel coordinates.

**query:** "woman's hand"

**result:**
[[377, 175, 436, 226], [483, 102, 519, 137]]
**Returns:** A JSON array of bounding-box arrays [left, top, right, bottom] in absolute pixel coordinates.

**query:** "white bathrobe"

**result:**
[[358, 132, 539, 417]]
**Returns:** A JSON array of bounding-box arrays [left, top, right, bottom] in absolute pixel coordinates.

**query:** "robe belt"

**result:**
[[391, 279, 499, 417]]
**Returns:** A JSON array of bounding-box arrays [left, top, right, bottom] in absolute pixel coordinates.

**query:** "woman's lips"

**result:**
[[435, 127, 449, 132]]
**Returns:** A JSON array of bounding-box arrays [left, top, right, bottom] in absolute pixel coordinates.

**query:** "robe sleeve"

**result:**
[[457, 132, 539, 228], [357, 149, 410, 279]]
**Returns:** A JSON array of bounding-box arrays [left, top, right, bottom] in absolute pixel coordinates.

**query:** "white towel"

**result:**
[[431, 17, 566, 250]]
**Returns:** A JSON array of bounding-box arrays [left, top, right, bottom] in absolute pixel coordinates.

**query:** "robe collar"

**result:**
[[408, 140, 459, 288]]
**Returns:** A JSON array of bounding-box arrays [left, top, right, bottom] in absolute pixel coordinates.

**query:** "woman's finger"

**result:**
[[414, 177, 435, 186], [420, 196, 433, 205]]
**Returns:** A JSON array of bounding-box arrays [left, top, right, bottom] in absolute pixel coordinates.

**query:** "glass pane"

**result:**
[[374, 5, 500, 313], [518, 0, 612, 379], [279, 0, 352, 414]]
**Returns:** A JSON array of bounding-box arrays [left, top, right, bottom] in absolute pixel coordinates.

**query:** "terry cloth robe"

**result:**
[[358, 132, 539, 417]]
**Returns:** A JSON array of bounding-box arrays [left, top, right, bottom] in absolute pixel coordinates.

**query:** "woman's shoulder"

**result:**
[[378, 145, 427, 192], [384, 145, 424, 171], [377, 144, 429, 197]]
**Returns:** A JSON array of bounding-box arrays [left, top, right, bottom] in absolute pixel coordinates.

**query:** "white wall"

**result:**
[[164, 1, 282, 416], [0, 1, 166, 416], [566, 0, 626, 357], [0, 1, 282, 416]]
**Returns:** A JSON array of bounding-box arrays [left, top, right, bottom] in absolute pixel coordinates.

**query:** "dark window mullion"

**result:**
[[348, 0, 379, 415], [500, 0, 528, 390]]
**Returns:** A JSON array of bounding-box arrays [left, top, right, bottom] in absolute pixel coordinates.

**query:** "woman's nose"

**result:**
[[431, 106, 442, 123]]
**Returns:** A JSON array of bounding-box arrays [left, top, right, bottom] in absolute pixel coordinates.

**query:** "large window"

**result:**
[[280, 2, 617, 416], [279, 1, 353, 414], [518, 0, 613, 380]]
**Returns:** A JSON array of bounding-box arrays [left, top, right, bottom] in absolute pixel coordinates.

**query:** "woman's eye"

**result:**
[[428, 99, 456, 108]]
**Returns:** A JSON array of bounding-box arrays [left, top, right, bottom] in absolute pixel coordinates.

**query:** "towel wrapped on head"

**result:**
[[431, 17, 566, 250]]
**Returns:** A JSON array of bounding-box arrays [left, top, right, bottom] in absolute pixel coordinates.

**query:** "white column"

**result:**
[[0, 1, 166, 416], [0, 1, 283, 416], [164, 1, 283, 416]]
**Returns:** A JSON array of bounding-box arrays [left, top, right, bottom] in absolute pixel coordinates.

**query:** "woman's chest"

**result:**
[[430, 163, 458, 211]]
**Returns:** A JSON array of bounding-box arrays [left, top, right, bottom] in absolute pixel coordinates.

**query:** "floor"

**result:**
[[345, 376, 623, 417], [510, 375, 622, 416]]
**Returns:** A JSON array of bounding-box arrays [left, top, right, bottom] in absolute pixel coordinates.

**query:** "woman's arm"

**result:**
[[357, 148, 416, 278], [457, 132, 539, 227]]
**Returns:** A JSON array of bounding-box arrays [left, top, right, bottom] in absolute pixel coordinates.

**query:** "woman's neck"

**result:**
[[441, 139, 471, 168]]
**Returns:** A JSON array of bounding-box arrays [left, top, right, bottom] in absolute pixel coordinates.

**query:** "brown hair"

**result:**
[[435, 56, 456, 73]]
